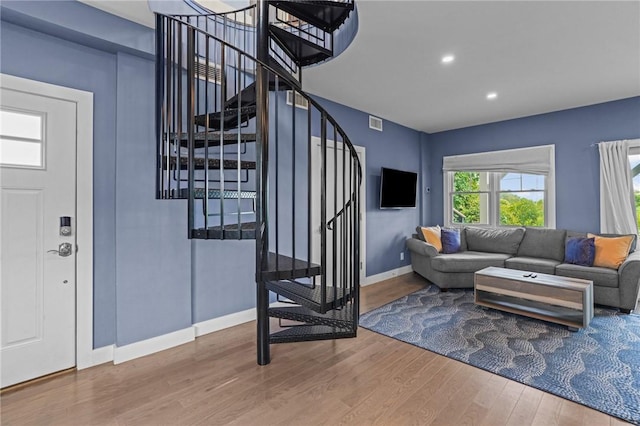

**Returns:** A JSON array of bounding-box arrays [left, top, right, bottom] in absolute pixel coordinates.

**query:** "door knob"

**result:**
[[48, 242, 73, 257]]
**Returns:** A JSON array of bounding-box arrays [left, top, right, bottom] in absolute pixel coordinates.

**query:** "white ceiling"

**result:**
[[82, 1, 640, 133]]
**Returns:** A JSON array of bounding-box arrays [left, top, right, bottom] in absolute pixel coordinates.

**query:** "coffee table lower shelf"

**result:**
[[474, 267, 594, 331], [475, 290, 585, 329]]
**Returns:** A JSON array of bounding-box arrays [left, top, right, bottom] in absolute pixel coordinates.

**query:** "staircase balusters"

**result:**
[[155, 1, 361, 365]]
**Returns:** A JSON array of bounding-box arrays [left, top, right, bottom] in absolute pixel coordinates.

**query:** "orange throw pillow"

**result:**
[[587, 233, 634, 269], [420, 225, 442, 252]]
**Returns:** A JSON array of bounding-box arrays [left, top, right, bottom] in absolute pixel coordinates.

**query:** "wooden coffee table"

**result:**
[[474, 266, 594, 330]]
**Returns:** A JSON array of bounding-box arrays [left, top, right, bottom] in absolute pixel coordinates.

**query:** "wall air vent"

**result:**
[[286, 90, 309, 110], [195, 57, 222, 84], [369, 115, 383, 131]]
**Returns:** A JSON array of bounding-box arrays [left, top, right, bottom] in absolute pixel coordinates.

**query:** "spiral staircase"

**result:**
[[155, 0, 361, 365]]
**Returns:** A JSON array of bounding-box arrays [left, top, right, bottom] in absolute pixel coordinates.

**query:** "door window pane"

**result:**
[[0, 138, 42, 167], [0, 109, 45, 168], [0, 110, 42, 140]]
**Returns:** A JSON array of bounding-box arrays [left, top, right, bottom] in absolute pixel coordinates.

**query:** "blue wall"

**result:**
[[114, 52, 194, 345], [313, 96, 423, 275], [0, 1, 423, 348], [427, 97, 640, 232], [0, 20, 119, 348], [7, 0, 635, 351]]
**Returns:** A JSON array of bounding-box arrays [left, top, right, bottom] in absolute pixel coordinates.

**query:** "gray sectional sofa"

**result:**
[[406, 226, 640, 313]]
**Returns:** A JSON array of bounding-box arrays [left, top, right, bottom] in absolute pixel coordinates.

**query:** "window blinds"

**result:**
[[442, 144, 555, 175]]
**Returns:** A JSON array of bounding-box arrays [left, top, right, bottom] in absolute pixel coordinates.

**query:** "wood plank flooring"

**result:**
[[1, 273, 631, 425]]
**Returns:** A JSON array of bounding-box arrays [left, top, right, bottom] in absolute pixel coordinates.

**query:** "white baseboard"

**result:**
[[194, 301, 290, 337], [363, 265, 413, 286], [80, 271, 412, 367], [194, 308, 256, 337], [77, 345, 114, 369], [113, 327, 196, 364], [102, 295, 349, 365]]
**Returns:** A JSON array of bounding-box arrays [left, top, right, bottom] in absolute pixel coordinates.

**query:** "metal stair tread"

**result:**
[[269, 324, 356, 344], [178, 188, 257, 200], [269, 0, 354, 31], [263, 253, 322, 281], [165, 155, 256, 170], [170, 131, 257, 148], [269, 25, 332, 66], [265, 280, 352, 313], [269, 305, 353, 328], [224, 78, 293, 111], [191, 222, 256, 240], [194, 105, 257, 130], [266, 56, 300, 88]]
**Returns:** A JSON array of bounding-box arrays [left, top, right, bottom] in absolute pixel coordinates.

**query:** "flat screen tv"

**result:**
[[380, 167, 417, 209]]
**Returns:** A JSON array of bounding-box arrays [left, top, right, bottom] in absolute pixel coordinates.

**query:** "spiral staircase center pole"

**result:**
[[255, 0, 271, 366]]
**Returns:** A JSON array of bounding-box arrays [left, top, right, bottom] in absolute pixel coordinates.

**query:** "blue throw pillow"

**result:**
[[565, 237, 595, 266], [441, 228, 461, 254]]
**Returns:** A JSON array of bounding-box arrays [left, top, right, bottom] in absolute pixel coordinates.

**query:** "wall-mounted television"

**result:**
[[380, 167, 418, 209]]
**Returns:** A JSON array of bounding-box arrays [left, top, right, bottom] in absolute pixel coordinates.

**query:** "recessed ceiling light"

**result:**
[[441, 55, 455, 64], [486, 92, 498, 100]]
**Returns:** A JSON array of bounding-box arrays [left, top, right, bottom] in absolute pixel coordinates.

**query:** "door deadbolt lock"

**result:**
[[60, 216, 72, 236], [48, 242, 73, 257]]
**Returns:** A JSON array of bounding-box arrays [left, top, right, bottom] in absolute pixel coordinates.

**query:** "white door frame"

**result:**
[[311, 136, 366, 282], [1, 74, 95, 369]]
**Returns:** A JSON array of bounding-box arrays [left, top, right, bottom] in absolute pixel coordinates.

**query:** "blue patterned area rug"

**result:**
[[359, 285, 640, 425]]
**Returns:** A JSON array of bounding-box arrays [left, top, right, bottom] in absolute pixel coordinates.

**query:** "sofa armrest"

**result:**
[[406, 237, 439, 258], [618, 250, 640, 309]]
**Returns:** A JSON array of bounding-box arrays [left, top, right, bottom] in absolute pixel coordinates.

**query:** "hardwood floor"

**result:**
[[1, 273, 631, 425]]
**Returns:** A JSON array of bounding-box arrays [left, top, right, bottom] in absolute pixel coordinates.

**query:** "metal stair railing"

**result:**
[[156, 6, 361, 365], [157, 14, 261, 239], [272, 5, 333, 54], [172, 4, 302, 83]]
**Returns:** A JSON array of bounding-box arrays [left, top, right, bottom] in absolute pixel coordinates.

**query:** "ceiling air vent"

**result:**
[[286, 90, 309, 110], [369, 115, 383, 131], [195, 57, 222, 84]]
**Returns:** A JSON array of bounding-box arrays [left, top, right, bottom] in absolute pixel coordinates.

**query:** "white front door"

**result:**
[[1, 87, 77, 388], [310, 138, 366, 286]]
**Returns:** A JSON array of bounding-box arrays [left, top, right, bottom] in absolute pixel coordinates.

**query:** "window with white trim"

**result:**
[[627, 141, 640, 231], [443, 145, 556, 228]]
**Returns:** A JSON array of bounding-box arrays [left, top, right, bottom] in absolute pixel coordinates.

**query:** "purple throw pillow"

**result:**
[[441, 228, 461, 254], [564, 237, 595, 266]]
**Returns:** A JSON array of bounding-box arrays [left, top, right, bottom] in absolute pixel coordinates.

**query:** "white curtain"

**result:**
[[599, 140, 637, 234]]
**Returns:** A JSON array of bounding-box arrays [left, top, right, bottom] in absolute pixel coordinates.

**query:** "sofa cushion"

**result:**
[[431, 251, 510, 273], [406, 237, 439, 257], [566, 231, 587, 239], [459, 227, 468, 251], [505, 257, 561, 275], [555, 263, 619, 288], [517, 227, 566, 261], [464, 227, 525, 255]]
